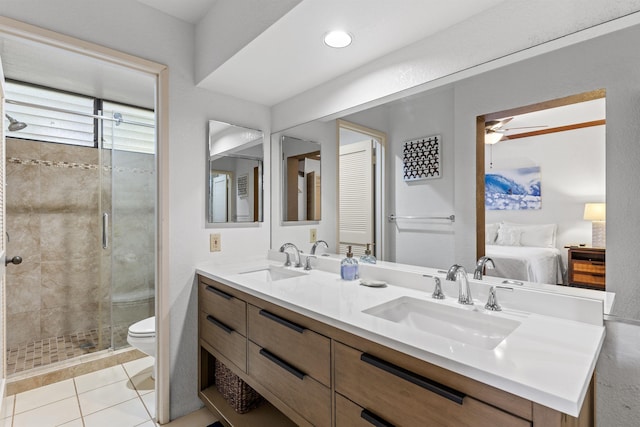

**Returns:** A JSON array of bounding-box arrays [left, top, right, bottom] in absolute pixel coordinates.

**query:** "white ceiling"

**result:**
[[136, 0, 218, 24], [141, 0, 506, 105]]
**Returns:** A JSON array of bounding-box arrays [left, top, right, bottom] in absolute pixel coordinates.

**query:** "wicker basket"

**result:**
[[214, 359, 264, 414]]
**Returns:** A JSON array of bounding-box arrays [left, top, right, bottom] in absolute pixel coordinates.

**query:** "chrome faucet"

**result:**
[[446, 264, 474, 305], [279, 243, 302, 268], [310, 240, 329, 255], [474, 256, 495, 280]]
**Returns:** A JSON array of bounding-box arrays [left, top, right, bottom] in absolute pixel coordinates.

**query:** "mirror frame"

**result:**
[[206, 120, 264, 227]]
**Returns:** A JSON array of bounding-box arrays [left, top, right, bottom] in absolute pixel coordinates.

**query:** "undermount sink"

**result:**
[[363, 296, 521, 350], [240, 266, 307, 282]]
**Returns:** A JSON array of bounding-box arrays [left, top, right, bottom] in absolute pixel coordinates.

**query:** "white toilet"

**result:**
[[127, 316, 156, 358]]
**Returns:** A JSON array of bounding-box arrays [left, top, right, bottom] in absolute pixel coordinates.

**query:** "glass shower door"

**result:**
[[100, 104, 156, 349]]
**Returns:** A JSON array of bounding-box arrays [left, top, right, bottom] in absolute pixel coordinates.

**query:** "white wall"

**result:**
[[485, 125, 606, 259], [0, 0, 270, 419], [387, 88, 456, 269]]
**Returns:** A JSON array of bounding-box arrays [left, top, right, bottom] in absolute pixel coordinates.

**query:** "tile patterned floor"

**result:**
[[1, 356, 169, 427], [7, 326, 130, 376]]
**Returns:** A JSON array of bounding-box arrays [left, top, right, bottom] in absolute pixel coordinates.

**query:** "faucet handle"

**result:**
[[485, 285, 513, 311], [485, 287, 501, 311], [424, 274, 444, 299], [304, 255, 316, 271]]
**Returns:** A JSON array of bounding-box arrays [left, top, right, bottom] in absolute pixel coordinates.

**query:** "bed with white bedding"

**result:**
[[485, 244, 565, 285], [484, 222, 566, 285]]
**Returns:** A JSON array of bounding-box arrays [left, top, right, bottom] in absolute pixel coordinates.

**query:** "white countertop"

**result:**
[[196, 255, 606, 417]]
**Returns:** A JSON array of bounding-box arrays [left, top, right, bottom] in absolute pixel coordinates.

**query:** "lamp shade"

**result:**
[[583, 203, 606, 221]]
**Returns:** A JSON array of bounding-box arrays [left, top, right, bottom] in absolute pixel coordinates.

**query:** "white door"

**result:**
[[212, 173, 228, 222], [339, 140, 374, 256], [0, 55, 7, 408]]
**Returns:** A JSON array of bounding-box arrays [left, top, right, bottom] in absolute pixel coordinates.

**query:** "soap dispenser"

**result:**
[[360, 243, 377, 264], [340, 245, 360, 280]]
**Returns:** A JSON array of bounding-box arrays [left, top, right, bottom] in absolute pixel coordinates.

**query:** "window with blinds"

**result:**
[[3, 81, 155, 154], [4, 81, 95, 146], [102, 101, 155, 154]]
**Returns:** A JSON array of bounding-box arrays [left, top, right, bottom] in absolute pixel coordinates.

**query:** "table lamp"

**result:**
[[583, 203, 606, 248]]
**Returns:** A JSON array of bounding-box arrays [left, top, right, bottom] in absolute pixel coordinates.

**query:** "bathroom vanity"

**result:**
[[196, 255, 605, 426]]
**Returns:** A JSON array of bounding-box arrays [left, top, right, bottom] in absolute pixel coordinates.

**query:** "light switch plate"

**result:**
[[210, 233, 221, 252], [310, 228, 317, 243]]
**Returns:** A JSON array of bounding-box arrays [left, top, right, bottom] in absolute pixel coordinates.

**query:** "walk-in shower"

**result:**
[[3, 81, 156, 376]]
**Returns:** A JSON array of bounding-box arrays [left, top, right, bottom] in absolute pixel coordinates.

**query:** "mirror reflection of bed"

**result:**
[[479, 90, 606, 289]]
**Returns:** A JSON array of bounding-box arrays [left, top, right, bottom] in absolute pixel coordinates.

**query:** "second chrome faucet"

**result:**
[[446, 264, 474, 305]]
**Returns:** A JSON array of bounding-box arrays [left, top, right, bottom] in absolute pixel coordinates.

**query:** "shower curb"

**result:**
[[6, 347, 145, 395]]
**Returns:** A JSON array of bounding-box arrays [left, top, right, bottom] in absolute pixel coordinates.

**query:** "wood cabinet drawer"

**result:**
[[247, 304, 331, 386], [573, 273, 605, 287], [336, 393, 396, 427], [572, 260, 605, 275], [334, 342, 530, 427], [199, 311, 246, 372], [199, 281, 246, 336], [248, 341, 331, 427]]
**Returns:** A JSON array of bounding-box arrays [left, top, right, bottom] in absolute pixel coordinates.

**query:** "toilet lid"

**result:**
[[128, 316, 155, 338]]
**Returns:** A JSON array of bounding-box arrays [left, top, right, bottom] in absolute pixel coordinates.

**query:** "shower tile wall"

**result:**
[[6, 138, 101, 349]]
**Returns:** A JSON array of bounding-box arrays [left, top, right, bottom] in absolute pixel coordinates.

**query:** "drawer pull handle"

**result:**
[[259, 348, 306, 380], [361, 409, 394, 427], [205, 285, 233, 300], [206, 315, 233, 334], [360, 353, 465, 405], [259, 309, 305, 333]]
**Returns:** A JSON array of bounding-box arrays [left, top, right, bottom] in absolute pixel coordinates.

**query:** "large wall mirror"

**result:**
[[270, 18, 630, 306], [281, 135, 321, 222], [207, 120, 264, 225]]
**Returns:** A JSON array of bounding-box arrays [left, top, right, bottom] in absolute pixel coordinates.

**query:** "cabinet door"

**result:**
[[335, 342, 530, 427]]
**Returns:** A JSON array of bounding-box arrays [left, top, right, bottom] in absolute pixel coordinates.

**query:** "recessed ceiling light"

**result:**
[[324, 30, 353, 48]]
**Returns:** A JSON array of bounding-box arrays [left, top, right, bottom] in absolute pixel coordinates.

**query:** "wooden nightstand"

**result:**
[[568, 246, 606, 290]]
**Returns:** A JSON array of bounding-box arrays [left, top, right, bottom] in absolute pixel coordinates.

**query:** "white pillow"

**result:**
[[501, 222, 557, 248], [495, 227, 522, 246], [485, 223, 499, 244]]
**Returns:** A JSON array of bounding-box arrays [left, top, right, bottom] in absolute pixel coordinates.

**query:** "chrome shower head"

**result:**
[[5, 114, 27, 132]]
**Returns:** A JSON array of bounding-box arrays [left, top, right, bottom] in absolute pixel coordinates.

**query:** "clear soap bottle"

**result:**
[[360, 243, 377, 264], [340, 245, 360, 280]]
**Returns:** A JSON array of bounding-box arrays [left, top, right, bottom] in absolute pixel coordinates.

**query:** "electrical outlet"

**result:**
[[310, 228, 317, 242], [210, 233, 221, 252]]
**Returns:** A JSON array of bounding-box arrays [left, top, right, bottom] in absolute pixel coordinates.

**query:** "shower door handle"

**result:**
[[102, 213, 109, 249]]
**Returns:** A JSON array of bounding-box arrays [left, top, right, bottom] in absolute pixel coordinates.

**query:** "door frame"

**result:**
[[337, 119, 387, 260], [0, 16, 170, 423]]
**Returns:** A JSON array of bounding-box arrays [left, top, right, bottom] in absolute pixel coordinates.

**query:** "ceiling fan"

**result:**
[[484, 117, 548, 144]]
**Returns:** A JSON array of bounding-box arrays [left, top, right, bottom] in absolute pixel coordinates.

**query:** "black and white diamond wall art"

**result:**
[[402, 135, 441, 181]]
